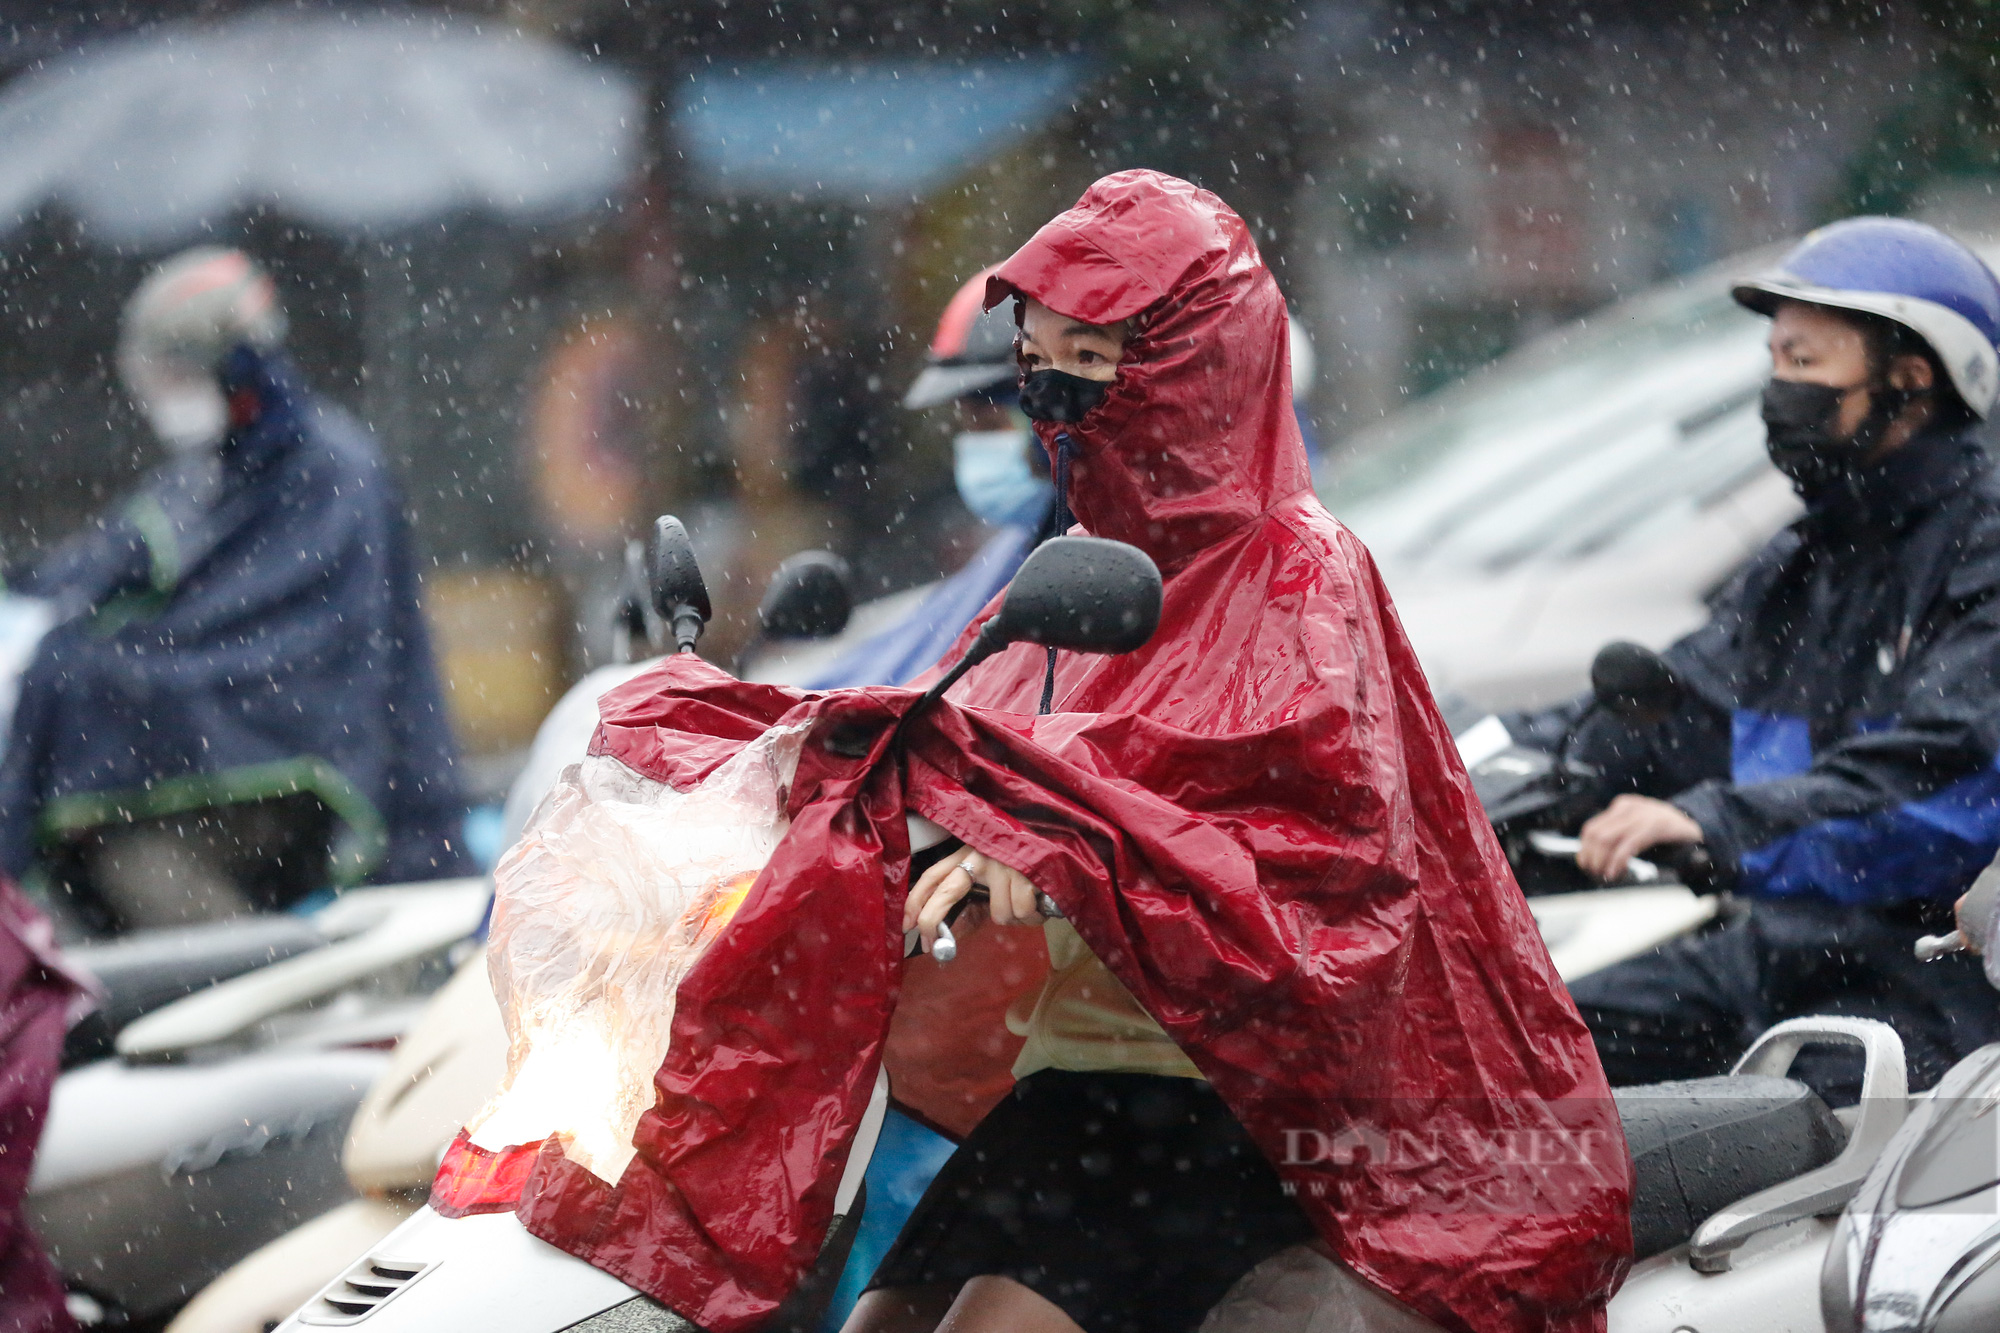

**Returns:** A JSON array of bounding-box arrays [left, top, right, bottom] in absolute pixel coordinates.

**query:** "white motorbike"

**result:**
[[267, 946, 1900, 1333], [36, 877, 487, 1328], [1814, 860, 2000, 1331]]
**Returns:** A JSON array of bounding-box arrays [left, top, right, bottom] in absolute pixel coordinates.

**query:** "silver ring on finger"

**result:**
[[958, 856, 980, 875]]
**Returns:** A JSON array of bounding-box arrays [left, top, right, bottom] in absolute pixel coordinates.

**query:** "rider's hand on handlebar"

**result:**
[[907, 849, 1044, 955], [1577, 795, 1703, 883]]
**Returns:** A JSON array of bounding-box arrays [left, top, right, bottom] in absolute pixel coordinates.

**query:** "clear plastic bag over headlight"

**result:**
[[465, 723, 807, 1184]]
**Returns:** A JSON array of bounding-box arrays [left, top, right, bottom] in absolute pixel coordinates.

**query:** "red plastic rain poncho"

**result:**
[[0, 879, 91, 1333], [444, 170, 1630, 1333]]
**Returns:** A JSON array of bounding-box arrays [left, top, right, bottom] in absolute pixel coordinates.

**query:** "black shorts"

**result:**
[[866, 1069, 1316, 1333]]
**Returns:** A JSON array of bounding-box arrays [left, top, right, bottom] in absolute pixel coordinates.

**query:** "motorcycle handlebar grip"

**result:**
[[1651, 840, 1720, 892], [927, 893, 1062, 964]]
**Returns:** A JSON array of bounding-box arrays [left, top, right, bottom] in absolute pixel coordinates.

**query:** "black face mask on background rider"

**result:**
[[1760, 375, 1917, 497], [1018, 367, 1109, 424]]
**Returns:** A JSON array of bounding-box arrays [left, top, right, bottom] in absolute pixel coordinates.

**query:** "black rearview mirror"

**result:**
[[1591, 641, 1682, 722], [913, 536, 1162, 712], [989, 536, 1161, 655], [649, 515, 711, 654], [759, 550, 854, 640]]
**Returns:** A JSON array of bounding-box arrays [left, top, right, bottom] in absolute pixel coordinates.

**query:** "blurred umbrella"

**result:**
[[0, 9, 639, 245]]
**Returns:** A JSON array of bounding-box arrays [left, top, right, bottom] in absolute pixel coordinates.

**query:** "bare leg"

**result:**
[[938, 1277, 1085, 1333], [845, 1278, 1085, 1333], [842, 1285, 955, 1333]]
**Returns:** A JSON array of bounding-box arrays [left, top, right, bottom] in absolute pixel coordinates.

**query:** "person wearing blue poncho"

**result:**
[[0, 248, 472, 934]]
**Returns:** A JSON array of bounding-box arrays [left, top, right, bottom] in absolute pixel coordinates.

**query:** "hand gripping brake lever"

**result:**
[[926, 889, 1064, 964], [1916, 855, 2000, 961]]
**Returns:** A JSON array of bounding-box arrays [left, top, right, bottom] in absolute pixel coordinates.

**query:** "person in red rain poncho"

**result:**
[[850, 172, 1633, 1333], [464, 170, 1629, 1333]]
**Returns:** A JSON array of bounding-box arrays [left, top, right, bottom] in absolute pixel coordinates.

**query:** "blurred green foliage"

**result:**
[[1841, 3, 2000, 217]]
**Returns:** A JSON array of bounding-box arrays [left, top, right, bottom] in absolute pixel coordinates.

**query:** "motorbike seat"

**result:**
[[60, 915, 327, 1066], [1616, 1074, 1845, 1259]]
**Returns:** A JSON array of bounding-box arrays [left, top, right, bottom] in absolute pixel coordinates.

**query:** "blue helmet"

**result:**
[[1733, 217, 2000, 418]]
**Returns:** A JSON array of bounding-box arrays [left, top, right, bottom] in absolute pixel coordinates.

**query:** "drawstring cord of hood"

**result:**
[[1039, 431, 1076, 715]]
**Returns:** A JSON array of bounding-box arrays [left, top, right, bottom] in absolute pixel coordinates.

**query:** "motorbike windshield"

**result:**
[[465, 722, 807, 1184]]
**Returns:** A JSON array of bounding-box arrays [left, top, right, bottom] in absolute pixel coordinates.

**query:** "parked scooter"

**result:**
[[34, 877, 487, 1328], [1818, 860, 2000, 1330]]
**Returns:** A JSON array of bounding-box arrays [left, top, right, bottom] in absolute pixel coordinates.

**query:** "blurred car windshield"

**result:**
[[1320, 264, 1775, 576]]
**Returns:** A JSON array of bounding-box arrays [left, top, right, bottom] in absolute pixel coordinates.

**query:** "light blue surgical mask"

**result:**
[[953, 429, 1053, 529]]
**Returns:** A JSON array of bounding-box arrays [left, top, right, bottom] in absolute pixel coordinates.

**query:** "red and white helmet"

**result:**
[[903, 265, 1018, 410], [118, 246, 287, 389], [117, 248, 289, 454]]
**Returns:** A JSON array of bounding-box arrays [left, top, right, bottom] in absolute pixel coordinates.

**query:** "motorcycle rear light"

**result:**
[[429, 1129, 545, 1216], [297, 1254, 435, 1325]]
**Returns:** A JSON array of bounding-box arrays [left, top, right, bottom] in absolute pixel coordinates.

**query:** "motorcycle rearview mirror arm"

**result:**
[[826, 537, 1164, 759], [914, 536, 1161, 717], [649, 515, 712, 655]]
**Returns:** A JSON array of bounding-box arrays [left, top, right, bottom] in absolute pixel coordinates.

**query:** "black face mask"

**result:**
[[1018, 368, 1108, 424], [1760, 377, 1913, 497]]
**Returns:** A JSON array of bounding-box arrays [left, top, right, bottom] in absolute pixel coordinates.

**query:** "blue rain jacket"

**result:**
[[1513, 422, 2000, 904]]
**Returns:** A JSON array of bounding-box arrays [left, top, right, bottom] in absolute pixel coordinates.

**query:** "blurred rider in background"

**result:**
[[0, 247, 472, 935]]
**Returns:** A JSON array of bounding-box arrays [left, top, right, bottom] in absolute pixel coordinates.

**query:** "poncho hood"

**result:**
[[985, 169, 1310, 570], [448, 174, 1630, 1333]]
